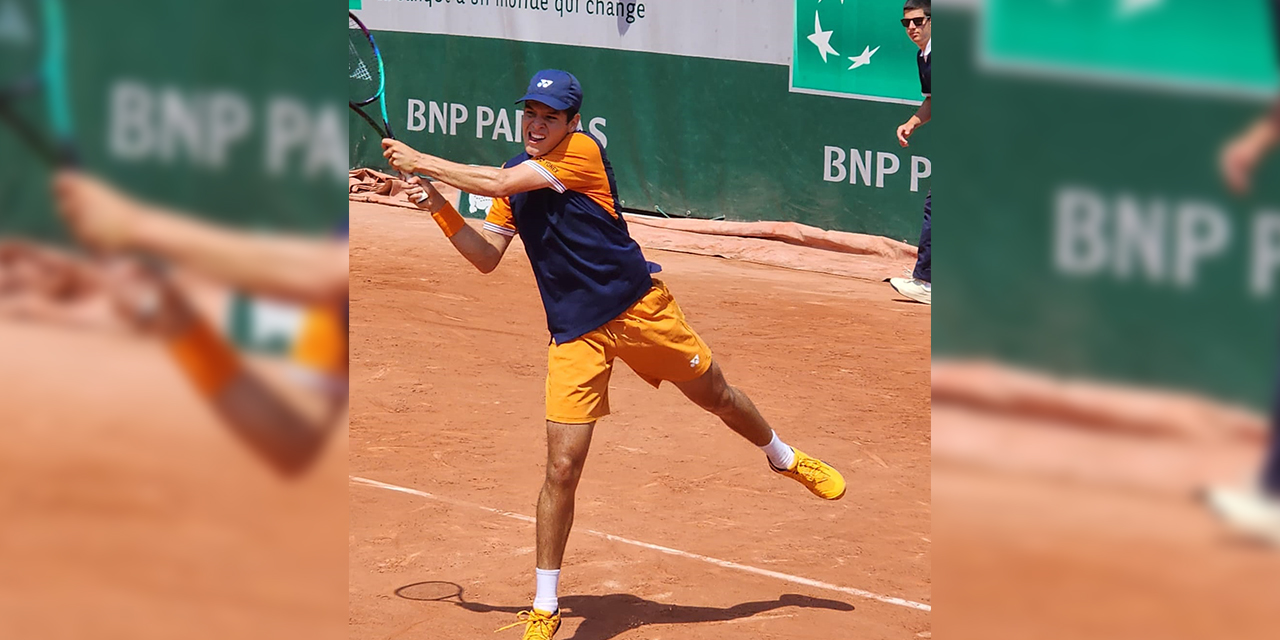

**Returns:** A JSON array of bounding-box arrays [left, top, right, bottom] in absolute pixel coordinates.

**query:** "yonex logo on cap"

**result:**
[[518, 70, 583, 113]]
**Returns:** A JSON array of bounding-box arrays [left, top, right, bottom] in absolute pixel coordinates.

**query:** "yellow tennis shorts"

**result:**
[[545, 278, 713, 424]]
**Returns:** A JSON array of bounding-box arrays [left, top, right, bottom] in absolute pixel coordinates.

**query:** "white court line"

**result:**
[[351, 476, 931, 613]]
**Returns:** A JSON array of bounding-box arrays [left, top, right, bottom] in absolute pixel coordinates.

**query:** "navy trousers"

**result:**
[[1265, 376, 1280, 494], [912, 191, 931, 282]]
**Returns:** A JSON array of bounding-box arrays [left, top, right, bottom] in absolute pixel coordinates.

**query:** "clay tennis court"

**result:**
[[933, 365, 1280, 639], [0, 317, 348, 640], [347, 200, 932, 639]]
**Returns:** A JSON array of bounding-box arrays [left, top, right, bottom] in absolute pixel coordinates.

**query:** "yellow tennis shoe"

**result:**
[[771, 448, 847, 500], [496, 609, 561, 639]]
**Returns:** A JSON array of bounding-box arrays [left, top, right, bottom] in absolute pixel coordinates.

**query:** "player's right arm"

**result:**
[[405, 177, 514, 274]]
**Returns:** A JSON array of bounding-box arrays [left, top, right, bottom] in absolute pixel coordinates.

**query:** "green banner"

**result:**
[[791, 0, 925, 104], [0, 1, 346, 241], [984, 0, 1278, 95], [937, 5, 1280, 409], [350, 31, 933, 241]]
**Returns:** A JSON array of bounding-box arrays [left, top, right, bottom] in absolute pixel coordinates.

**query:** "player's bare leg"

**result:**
[[673, 361, 772, 445], [522, 418, 594, 631], [505, 420, 592, 638], [537, 420, 594, 571], [675, 361, 846, 500]]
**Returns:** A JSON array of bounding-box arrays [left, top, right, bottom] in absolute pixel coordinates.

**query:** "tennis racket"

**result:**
[[348, 11, 426, 203], [0, 0, 76, 167]]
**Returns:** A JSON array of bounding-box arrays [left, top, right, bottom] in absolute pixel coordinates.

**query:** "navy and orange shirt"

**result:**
[[484, 131, 653, 344]]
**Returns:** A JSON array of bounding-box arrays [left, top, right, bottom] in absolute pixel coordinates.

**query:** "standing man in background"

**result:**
[[1206, 0, 1280, 542], [889, 0, 932, 305]]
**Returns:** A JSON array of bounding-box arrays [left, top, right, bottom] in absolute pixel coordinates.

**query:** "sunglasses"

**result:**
[[901, 17, 929, 28]]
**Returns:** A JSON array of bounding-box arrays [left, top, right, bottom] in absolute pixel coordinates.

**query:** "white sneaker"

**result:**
[[889, 277, 931, 305], [1204, 485, 1280, 546]]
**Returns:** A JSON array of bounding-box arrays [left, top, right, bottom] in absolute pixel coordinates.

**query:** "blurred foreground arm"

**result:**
[[109, 262, 343, 476], [53, 172, 348, 308]]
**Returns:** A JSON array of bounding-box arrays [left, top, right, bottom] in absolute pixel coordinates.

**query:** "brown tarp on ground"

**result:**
[[932, 360, 1266, 445], [932, 359, 1267, 495]]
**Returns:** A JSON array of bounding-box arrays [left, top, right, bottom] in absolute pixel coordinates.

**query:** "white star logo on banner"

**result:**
[[1118, 0, 1163, 19], [847, 45, 880, 70], [807, 11, 839, 63]]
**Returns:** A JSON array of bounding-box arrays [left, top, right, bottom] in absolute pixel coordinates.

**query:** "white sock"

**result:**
[[761, 431, 795, 470], [532, 568, 560, 613]]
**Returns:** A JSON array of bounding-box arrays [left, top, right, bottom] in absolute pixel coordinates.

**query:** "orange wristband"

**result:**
[[431, 201, 467, 238], [166, 318, 241, 398]]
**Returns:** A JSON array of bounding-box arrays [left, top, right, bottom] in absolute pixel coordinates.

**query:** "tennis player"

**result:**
[[382, 69, 848, 639]]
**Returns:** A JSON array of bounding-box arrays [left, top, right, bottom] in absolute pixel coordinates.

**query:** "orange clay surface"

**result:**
[[348, 201, 932, 639], [0, 321, 348, 640], [933, 399, 1280, 640]]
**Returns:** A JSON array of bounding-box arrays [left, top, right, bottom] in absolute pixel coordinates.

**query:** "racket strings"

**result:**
[[348, 41, 372, 82], [348, 18, 382, 104]]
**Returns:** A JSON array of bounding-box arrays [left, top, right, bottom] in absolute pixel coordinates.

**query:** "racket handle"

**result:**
[[400, 172, 429, 204]]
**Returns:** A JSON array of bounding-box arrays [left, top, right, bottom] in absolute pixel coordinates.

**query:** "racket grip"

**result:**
[[400, 172, 428, 204]]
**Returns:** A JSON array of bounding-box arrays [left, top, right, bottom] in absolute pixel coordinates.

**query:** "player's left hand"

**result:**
[[52, 172, 144, 254], [402, 175, 434, 209], [382, 139, 422, 174]]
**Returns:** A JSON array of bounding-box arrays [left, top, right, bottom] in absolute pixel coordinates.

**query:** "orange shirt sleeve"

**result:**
[[521, 133, 618, 217], [523, 133, 609, 196], [483, 195, 517, 236]]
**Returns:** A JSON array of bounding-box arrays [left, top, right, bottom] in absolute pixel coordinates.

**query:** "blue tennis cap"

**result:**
[[517, 70, 582, 112]]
